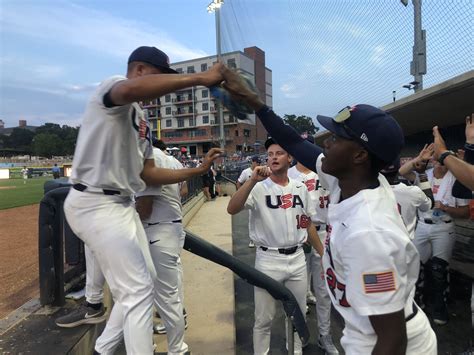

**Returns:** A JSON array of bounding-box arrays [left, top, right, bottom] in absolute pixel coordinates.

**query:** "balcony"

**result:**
[[172, 95, 196, 104], [173, 110, 194, 117]]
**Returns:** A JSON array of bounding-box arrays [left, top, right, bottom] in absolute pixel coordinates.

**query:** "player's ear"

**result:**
[[353, 147, 370, 166]]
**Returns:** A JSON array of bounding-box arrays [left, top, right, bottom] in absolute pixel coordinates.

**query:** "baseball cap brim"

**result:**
[[155, 65, 178, 74], [316, 115, 351, 140]]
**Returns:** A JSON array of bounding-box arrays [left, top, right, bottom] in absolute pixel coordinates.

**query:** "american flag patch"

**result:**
[[363, 271, 396, 294]]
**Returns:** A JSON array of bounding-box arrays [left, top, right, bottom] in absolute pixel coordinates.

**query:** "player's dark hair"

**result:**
[[127, 61, 157, 76], [152, 139, 167, 151], [368, 152, 388, 177]]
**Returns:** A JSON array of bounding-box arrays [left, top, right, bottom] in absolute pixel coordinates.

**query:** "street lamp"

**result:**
[[392, 90, 396, 102], [207, 0, 225, 150]]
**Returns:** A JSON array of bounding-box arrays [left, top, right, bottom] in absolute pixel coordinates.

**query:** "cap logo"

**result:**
[[360, 133, 369, 142]]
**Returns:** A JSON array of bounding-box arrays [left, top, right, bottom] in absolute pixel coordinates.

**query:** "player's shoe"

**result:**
[[55, 302, 107, 328], [306, 292, 317, 305], [433, 309, 448, 325], [318, 334, 339, 355], [248, 240, 255, 248], [153, 318, 188, 334]]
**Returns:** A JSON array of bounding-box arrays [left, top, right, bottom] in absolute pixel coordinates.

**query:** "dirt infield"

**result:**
[[0, 205, 39, 319]]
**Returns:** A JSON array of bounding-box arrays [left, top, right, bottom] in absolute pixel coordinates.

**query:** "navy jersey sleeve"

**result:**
[[256, 106, 323, 172]]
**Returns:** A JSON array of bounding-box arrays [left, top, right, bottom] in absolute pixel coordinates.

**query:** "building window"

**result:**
[[202, 89, 208, 98], [201, 63, 208, 72], [164, 131, 183, 138], [166, 107, 171, 115], [202, 115, 209, 124], [235, 130, 239, 136], [227, 58, 236, 68], [177, 118, 185, 128], [176, 68, 183, 74], [166, 119, 172, 127], [244, 129, 251, 137], [165, 94, 171, 103], [202, 102, 209, 111], [189, 129, 207, 138], [189, 118, 195, 126], [187, 66, 195, 73]]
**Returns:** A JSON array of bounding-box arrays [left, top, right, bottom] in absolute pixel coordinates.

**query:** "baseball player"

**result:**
[[64, 46, 224, 354], [287, 147, 339, 355], [227, 138, 324, 355], [135, 139, 189, 355], [219, 66, 437, 354], [21, 166, 28, 184], [236, 156, 261, 248], [399, 148, 470, 325], [380, 160, 433, 240]]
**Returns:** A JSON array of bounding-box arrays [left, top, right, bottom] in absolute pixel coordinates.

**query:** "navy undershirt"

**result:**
[[256, 106, 323, 172]]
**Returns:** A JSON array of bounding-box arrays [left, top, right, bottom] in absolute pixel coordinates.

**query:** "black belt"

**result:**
[[316, 225, 328, 231], [73, 183, 120, 196], [147, 219, 182, 226], [260, 245, 299, 255], [405, 302, 418, 322], [423, 218, 452, 224]]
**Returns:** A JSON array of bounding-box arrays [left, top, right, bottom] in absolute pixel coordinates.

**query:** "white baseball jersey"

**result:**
[[415, 169, 469, 222], [316, 155, 421, 350], [390, 182, 431, 240], [136, 148, 184, 223], [288, 165, 330, 226], [237, 167, 253, 184], [244, 177, 317, 248], [70, 75, 153, 195], [21, 168, 28, 178]]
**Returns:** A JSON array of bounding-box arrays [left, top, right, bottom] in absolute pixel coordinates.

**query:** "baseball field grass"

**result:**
[[0, 177, 52, 210]]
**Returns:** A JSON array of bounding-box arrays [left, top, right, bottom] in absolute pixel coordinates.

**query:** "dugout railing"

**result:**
[[38, 181, 310, 348]]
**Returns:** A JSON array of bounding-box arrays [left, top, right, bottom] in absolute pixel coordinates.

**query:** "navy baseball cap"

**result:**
[[380, 157, 401, 174], [128, 46, 178, 74], [317, 104, 404, 164], [264, 137, 277, 150], [251, 156, 261, 163]]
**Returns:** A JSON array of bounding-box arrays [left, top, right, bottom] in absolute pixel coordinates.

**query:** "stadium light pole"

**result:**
[[207, 0, 225, 150], [401, 0, 426, 93]]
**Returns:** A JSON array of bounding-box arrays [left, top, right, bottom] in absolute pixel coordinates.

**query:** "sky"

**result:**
[[0, 0, 472, 129]]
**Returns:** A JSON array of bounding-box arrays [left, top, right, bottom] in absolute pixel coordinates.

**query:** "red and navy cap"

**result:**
[[128, 46, 178, 74], [317, 104, 404, 164]]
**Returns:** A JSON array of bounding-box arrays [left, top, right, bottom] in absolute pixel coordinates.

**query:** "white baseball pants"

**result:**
[[253, 247, 307, 355], [413, 221, 456, 263], [64, 189, 155, 355], [306, 249, 332, 335], [145, 222, 188, 355], [84, 245, 105, 304]]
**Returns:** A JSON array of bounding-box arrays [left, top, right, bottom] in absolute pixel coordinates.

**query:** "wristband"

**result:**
[[418, 181, 431, 190], [438, 150, 456, 165]]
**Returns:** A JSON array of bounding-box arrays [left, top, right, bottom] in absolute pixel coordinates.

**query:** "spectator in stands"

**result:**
[[52, 163, 61, 179]]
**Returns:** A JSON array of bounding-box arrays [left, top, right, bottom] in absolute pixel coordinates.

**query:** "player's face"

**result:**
[[321, 133, 360, 177], [267, 144, 291, 174]]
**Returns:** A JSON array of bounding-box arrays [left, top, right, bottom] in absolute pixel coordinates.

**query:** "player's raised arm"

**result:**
[[220, 67, 322, 171], [141, 148, 223, 186], [227, 166, 271, 215]]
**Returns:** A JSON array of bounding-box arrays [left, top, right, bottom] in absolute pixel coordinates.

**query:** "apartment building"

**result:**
[[143, 46, 272, 157]]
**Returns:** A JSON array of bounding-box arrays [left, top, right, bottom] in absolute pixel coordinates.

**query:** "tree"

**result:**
[[282, 114, 319, 135], [8, 128, 35, 150], [32, 133, 62, 158]]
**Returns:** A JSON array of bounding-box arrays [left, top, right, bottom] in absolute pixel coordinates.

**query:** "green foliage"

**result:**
[[282, 114, 319, 135], [3, 123, 79, 157]]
